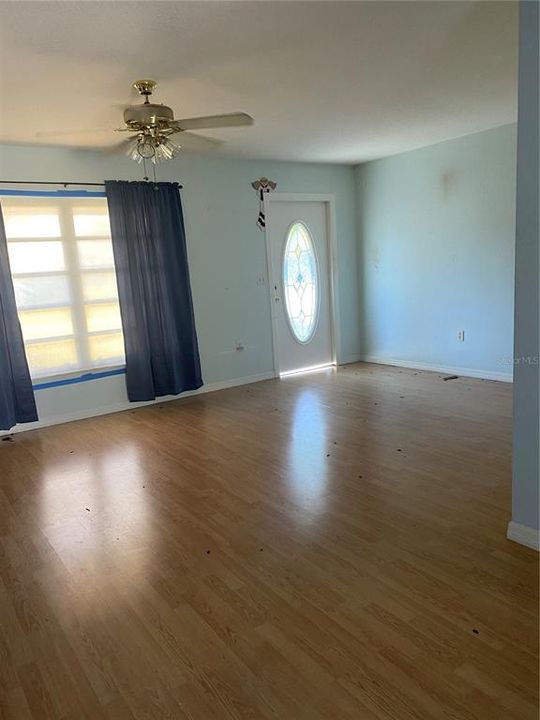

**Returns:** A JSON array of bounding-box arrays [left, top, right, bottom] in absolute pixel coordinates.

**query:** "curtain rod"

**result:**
[[0, 180, 183, 188]]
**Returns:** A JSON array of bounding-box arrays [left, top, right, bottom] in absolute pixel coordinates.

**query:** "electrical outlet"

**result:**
[[457, 330, 465, 342]]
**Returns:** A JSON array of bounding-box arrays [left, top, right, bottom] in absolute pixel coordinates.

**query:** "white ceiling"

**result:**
[[0, 1, 518, 164]]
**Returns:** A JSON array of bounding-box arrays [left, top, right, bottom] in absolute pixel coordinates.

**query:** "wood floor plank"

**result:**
[[0, 363, 537, 719]]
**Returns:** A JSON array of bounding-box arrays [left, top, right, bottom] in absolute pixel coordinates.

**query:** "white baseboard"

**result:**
[[359, 355, 513, 383], [2, 371, 275, 436], [507, 521, 540, 551]]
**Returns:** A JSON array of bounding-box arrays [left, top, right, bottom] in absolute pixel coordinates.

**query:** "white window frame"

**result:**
[[1, 191, 125, 380]]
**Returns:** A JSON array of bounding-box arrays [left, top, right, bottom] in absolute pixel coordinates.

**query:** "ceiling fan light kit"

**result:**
[[126, 135, 182, 164]]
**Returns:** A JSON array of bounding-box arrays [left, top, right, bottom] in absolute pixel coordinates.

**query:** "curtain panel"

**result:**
[[0, 206, 38, 430], [105, 181, 202, 402]]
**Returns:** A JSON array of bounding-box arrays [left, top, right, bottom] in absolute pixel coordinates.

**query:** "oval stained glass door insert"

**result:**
[[282, 222, 319, 343]]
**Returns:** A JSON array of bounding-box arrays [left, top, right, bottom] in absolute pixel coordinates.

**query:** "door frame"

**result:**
[[263, 193, 340, 377]]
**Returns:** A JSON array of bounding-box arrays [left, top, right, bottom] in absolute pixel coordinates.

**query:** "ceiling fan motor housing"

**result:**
[[123, 103, 175, 129]]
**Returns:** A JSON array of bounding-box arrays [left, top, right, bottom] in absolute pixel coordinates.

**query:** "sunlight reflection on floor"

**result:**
[[40, 443, 152, 580], [287, 387, 329, 520]]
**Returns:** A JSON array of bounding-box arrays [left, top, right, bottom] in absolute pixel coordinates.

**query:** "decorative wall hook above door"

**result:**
[[252, 177, 277, 230]]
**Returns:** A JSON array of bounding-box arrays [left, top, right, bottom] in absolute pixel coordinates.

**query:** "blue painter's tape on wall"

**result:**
[[33, 367, 126, 391]]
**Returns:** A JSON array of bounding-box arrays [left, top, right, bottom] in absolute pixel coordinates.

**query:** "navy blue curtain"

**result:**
[[0, 206, 38, 430], [105, 181, 202, 402]]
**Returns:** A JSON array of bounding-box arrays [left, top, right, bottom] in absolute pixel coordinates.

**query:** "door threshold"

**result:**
[[279, 363, 335, 378]]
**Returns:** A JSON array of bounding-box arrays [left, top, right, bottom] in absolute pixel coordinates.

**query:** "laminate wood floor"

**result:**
[[0, 363, 537, 720]]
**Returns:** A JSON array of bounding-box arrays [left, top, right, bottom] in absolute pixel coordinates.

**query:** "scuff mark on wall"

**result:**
[[371, 244, 380, 270], [441, 170, 456, 199]]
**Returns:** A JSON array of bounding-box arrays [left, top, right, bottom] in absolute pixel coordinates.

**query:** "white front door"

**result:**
[[266, 198, 334, 375]]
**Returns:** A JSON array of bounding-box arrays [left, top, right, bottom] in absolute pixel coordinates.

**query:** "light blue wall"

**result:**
[[0, 144, 360, 426], [0, 123, 522, 432], [512, 0, 539, 534], [356, 124, 517, 379]]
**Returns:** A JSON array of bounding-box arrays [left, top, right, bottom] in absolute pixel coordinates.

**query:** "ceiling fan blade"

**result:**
[[171, 113, 253, 131], [36, 128, 112, 138], [172, 131, 223, 151]]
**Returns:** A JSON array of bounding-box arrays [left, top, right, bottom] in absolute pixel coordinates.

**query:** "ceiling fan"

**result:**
[[37, 80, 254, 163]]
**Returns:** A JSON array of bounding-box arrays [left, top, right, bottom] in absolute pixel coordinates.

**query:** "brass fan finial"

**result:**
[[133, 80, 157, 102]]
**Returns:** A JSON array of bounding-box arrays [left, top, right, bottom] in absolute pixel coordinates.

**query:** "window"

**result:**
[[282, 221, 319, 343], [2, 194, 125, 378]]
